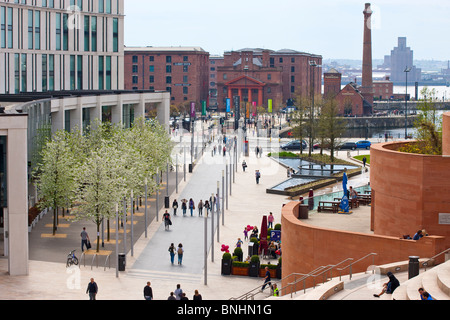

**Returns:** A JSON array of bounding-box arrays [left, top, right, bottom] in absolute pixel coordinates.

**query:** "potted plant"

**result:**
[[260, 264, 278, 278], [221, 252, 232, 275], [234, 247, 243, 262], [249, 255, 260, 277], [232, 261, 249, 276]]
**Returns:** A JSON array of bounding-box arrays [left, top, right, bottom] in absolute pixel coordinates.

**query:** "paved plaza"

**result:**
[[0, 123, 382, 301]]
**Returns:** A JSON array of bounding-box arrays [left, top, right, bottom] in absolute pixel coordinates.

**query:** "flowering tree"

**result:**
[[72, 141, 127, 252], [34, 130, 78, 235], [34, 116, 174, 251]]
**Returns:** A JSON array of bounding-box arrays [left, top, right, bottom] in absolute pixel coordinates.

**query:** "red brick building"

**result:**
[[209, 55, 225, 111], [124, 47, 210, 110], [323, 68, 372, 116], [373, 76, 394, 100], [216, 48, 322, 113]]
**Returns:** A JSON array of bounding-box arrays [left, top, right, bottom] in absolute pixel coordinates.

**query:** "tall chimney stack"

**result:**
[[361, 3, 374, 110]]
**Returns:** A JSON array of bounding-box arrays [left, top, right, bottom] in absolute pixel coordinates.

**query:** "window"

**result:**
[[112, 18, 118, 52], [267, 74, 271, 80], [70, 55, 75, 90], [149, 75, 154, 83], [166, 76, 172, 84], [183, 65, 188, 72], [166, 56, 171, 63], [28, 10, 33, 49], [56, 13, 61, 50], [149, 65, 154, 72], [1, 7, 6, 49], [91, 16, 97, 52], [149, 56, 154, 62], [132, 56, 138, 63], [183, 56, 188, 62], [132, 65, 138, 73], [98, 56, 104, 89], [132, 76, 138, 84], [183, 87, 188, 94], [166, 65, 171, 73], [291, 66, 295, 73], [84, 16, 89, 51], [34, 11, 40, 50]]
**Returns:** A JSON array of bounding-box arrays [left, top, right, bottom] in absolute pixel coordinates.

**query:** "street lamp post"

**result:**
[[309, 60, 318, 156], [404, 67, 411, 139]]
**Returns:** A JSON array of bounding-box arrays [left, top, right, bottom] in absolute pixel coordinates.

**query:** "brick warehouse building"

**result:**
[[124, 47, 210, 113], [216, 48, 322, 113]]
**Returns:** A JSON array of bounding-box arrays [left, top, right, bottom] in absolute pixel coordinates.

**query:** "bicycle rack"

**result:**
[[104, 254, 111, 271], [91, 254, 98, 270]]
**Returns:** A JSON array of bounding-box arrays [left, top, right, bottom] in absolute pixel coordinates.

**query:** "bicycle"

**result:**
[[66, 250, 79, 268]]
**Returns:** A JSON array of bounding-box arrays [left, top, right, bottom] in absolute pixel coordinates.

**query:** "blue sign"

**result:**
[[226, 98, 231, 113], [270, 230, 281, 242]]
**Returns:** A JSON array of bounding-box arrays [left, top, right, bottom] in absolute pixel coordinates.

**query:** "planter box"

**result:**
[[259, 268, 277, 278], [231, 266, 249, 276]]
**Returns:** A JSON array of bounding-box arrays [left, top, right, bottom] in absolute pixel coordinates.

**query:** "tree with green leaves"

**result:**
[[317, 96, 346, 162], [400, 87, 442, 155]]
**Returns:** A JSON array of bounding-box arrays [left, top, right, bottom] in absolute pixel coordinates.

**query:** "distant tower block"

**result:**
[[361, 3, 374, 109]]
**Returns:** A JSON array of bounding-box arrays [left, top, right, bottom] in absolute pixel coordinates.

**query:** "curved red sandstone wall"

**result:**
[[281, 202, 445, 295], [370, 141, 450, 250], [443, 112, 450, 156]]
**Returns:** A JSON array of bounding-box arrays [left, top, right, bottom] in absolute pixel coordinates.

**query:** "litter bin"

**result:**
[[299, 204, 309, 220], [408, 256, 420, 279], [164, 196, 170, 208], [118, 253, 126, 271]]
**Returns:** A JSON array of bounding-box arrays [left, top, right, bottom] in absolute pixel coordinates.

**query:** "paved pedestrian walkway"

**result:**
[[0, 125, 374, 301]]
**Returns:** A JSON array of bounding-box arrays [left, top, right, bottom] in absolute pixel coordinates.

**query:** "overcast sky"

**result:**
[[124, 0, 450, 61]]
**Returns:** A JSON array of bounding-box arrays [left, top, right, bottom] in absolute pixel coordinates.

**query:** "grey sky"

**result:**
[[124, 0, 450, 61]]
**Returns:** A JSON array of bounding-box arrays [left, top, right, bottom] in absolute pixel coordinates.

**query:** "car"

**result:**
[[356, 140, 371, 150], [338, 142, 357, 151], [281, 140, 307, 151]]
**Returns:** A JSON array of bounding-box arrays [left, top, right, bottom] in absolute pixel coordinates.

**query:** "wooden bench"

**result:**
[[318, 201, 340, 213], [357, 195, 371, 205], [334, 198, 359, 209]]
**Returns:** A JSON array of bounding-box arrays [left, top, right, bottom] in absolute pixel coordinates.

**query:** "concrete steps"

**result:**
[[394, 260, 450, 300]]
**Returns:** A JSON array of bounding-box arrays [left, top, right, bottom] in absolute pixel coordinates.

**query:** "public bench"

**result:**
[[317, 201, 340, 213]]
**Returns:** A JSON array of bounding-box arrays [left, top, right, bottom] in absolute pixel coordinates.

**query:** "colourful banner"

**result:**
[[190, 102, 196, 118], [226, 98, 231, 113], [202, 100, 207, 116], [268, 99, 273, 113]]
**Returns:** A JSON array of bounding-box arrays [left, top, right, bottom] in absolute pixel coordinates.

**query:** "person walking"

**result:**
[[255, 170, 261, 184], [81, 227, 90, 252], [261, 267, 272, 291], [177, 243, 184, 265], [168, 243, 176, 265], [143, 281, 153, 300], [204, 200, 210, 216], [163, 210, 172, 230], [363, 156, 367, 168], [189, 198, 195, 216], [181, 199, 187, 216], [198, 200, 204, 216], [172, 199, 178, 216], [242, 160, 247, 172], [86, 278, 98, 300]]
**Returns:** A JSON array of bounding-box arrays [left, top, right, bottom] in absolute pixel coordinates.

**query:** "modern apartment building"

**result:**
[[124, 46, 210, 112], [0, 0, 125, 94]]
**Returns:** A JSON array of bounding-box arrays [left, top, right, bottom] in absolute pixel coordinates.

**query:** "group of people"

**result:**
[[373, 272, 435, 300], [172, 197, 217, 217], [146, 282, 202, 300], [255, 146, 264, 158], [168, 243, 184, 265]]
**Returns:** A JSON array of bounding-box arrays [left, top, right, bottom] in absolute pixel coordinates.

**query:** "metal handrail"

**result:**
[[336, 253, 377, 280], [421, 248, 450, 271]]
